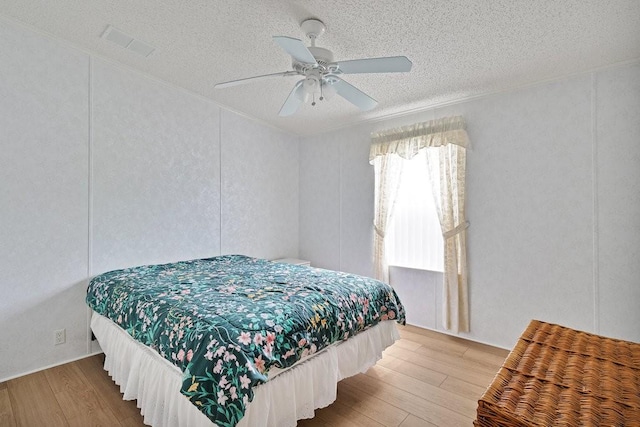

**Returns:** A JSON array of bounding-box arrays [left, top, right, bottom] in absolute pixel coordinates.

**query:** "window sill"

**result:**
[[388, 264, 444, 274]]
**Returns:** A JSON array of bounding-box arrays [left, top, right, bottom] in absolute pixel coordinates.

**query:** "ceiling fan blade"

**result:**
[[215, 71, 298, 89], [331, 77, 378, 111], [279, 80, 305, 116], [335, 56, 412, 74], [273, 36, 317, 65]]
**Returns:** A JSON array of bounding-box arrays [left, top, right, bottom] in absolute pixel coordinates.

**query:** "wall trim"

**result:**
[[338, 137, 343, 271], [219, 108, 223, 254], [86, 55, 95, 353], [591, 72, 600, 334]]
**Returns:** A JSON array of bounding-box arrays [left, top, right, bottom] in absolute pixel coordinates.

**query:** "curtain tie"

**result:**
[[443, 221, 469, 239], [374, 225, 385, 238]]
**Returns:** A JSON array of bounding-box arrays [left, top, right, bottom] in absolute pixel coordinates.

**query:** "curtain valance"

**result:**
[[369, 115, 469, 163]]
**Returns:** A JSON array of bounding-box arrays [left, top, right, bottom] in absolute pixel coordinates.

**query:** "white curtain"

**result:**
[[370, 116, 470, 333], [372, 154, 404, 284]]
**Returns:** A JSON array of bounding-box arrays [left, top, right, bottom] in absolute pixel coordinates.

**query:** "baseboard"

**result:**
[[0, 350, 104, 383], [404, 321, 511, 351]]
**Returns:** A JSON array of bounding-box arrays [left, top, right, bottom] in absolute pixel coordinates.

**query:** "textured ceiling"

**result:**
[[1, 0, 639, 136]]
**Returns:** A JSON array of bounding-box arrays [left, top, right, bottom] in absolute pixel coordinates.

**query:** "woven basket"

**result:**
[[475, 320, 640, 426]]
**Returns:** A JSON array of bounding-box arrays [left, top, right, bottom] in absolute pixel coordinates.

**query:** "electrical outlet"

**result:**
[[54, 329, 66, 345]]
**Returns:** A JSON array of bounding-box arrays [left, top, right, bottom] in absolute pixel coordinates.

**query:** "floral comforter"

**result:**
[[86, 255, 405, 427]]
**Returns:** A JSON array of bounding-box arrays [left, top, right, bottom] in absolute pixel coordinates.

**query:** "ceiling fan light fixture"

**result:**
[[321, 81, 337, 100], [296, 89, 311, 103], [292, 79, 309, 102], [300, 76, 321, 103], [303, 76, 318, 91]]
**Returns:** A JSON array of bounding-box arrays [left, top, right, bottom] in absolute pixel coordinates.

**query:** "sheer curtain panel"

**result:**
[[370, 116, 470, 333], [372, 154, 404, 283]]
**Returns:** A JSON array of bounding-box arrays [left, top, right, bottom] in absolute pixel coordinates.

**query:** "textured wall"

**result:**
[[443, 75, 595, 346], [0, 19, 299, 381], [298, 136, 341, 270], [299, 61, 640, 347], [91, 58, 221, 275], [596, 63, 640, 341], [0, 19, 89, 380], [220, 110, 299, 259]]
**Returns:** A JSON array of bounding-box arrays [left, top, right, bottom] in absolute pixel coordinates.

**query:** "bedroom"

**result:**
[[1, 1, 639, 426]]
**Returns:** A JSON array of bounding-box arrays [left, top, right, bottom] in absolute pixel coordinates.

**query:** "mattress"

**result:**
[[92, 311, 399, 427]]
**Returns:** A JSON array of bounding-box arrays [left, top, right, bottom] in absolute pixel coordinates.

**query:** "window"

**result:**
[[385, 150, 444, 272]]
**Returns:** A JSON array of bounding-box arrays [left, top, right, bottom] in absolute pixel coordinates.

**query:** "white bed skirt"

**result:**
[[91, 312, 399, 427]]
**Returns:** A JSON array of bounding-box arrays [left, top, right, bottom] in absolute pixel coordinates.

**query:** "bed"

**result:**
[[86, 254, 405, 427]]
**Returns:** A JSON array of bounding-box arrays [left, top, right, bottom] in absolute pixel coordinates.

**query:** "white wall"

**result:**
[[220, 110, 299, 259], [0, 17, 90, 381], [596, 63, 640, 341], [0, 18, 299, 381], [91, 58, 222, 274], [299, 61, 640, 348]]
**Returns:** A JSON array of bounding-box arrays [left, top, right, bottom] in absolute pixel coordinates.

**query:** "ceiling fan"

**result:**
[[215, 19, 412, 116]]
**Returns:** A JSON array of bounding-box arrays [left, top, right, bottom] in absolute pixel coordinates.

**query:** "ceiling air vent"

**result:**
[[101, 25, 155, 57]]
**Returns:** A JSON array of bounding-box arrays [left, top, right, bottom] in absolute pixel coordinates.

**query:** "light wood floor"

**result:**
[[0, 324, 509, 427]]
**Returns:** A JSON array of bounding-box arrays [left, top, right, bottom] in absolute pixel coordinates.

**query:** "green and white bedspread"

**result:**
[[86, 255, 405, 427]]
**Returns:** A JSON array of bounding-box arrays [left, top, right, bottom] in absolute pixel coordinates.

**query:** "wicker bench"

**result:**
[[475, 320, 640, 426]]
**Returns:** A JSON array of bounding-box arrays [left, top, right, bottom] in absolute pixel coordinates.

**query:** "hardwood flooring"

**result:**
[[1, 324, 508, 426]]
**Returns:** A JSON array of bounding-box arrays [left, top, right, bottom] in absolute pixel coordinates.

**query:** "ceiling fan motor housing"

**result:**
[[308, 46, 333, 67], [294, 46, 335, 76], [294, 19, 336, 74]]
